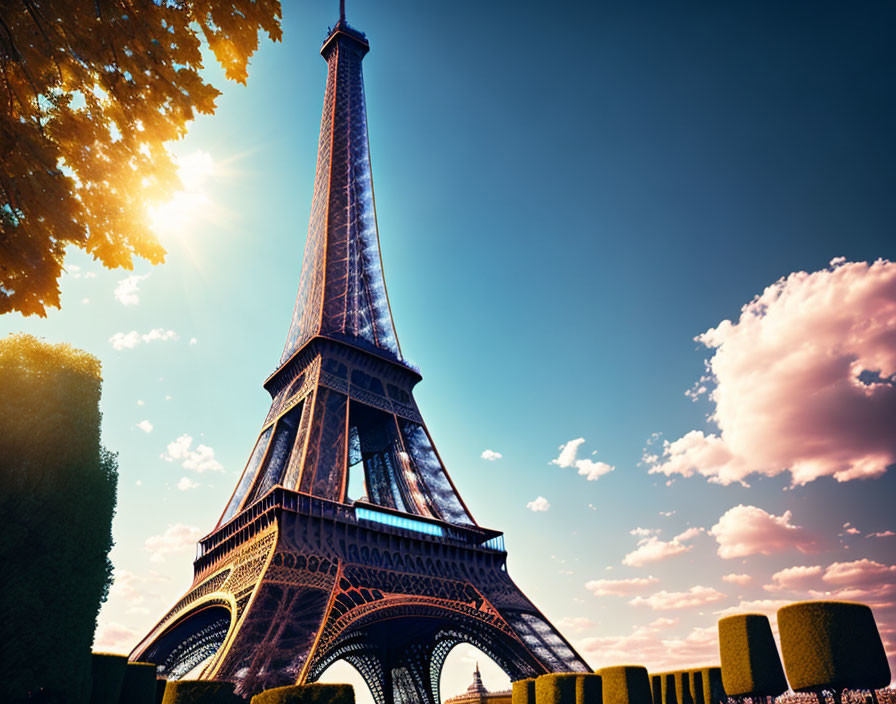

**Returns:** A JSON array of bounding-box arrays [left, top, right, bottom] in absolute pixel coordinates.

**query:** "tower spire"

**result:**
[[340, 0, 345, 23]]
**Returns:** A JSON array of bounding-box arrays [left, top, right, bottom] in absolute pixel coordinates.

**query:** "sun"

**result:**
[[147, 151, 215, 236]]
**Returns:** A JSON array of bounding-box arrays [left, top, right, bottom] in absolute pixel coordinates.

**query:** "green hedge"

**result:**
[[0, 336, 118, 704], [160, 680, 243, 704], [777, 601, 891, 693], [687, 671, 704, 704], [718, 614, 787, 698], [673, 672, 693, 704], [251, 683, 354, 704], [90, 653, 128, 704], [535, 674, 580, 704], [598, 666, 651, 704], [660, 673, 677, 704], [576, 674, 602, 704], [706, 668, 724, 704], [687, 668, 723, 704], [514, 679, 537, 704], [119, 662, 158, 704], [650, 675, 662, 704]]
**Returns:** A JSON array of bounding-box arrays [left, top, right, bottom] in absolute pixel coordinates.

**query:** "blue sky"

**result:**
[[3, 0, 895, 699]]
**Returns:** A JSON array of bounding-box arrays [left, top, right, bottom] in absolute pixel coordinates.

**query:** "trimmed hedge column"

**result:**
[[536, 674, 580, 704], [251, 683, 355, 704], [674, 672, 694, 704], [660, 673, 677, 704], [598, 665, 651, 704], [514, 679, 537, 704], [777, 601, 892, 704], [161, 680, 242, 704], [688, 671, 703, 704], [650, 675, 662, 704], [689, 668, 724, 704], [577, 674, 602, 704], [718, 614, 787, 701], [90, 653, 129, 704], [119, 662, 158, 704]]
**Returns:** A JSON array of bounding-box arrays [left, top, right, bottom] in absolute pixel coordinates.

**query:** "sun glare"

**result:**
[[148, 150, 216, 236]]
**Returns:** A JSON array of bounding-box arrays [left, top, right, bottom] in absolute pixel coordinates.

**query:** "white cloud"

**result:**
[[137, 400, 145, 406], [161, 434, 223, 472], [551, 438, 615, 481], [710, 505, 818, 559], [109, 328, 178, 350], [145, 523, 202, 563], [114, 273, 150, 306], [81, 297, 90, 304], [868, 530, 895, 538], [177, 476, 200, 491], [629, 585, 726, 611], [189, 337, 198, 345], [481, 449, 503, 461], [623, 527, 704, 567], [648, 259, 896, 486], [722, 573, 753, 585], [526, 496, 550, 512], [585, 576, 659, 597], [136, 420, 153, 434]]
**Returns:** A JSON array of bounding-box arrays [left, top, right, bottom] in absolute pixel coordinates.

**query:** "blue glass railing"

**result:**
[[355, 507, 445, 537]]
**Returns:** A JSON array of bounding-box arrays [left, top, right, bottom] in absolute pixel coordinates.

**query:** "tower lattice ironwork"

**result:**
[[131, 12, 590, 702]]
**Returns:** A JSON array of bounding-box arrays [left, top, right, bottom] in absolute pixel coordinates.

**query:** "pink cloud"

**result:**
[[579, 622, 718, 672], [714, 599, 791, 625], [93, 622, 140, 654], [558, 616, 597, 632], [764, 565, 824, 592], [648, 259, 896, 486], [623, 527, 704, 567], [629, 585, 726, 610], [722, 573, 753, 585], [710, 505, 819, 559], [585, 576, 659, 597], [822, 558, 896, 591]]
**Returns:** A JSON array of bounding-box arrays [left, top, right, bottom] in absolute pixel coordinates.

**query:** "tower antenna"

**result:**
[[339, 0, 345, 23]]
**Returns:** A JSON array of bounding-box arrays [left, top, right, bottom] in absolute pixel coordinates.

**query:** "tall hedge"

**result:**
[[598, 665, 651, 704], [673, 672, 694, 704], [0, 335, 118, 704], [650, 675, 662, 704], [514, 679, 537, 704], [777, 601, 891, 698], [576, 674, 602, 704], [688, 668, 724, 704], [688, 671, 704, 704], [660, 673, 677, 704], [250, 683, 355, 704], [161, 680, 243, 704], [89, 653, 128, 704], [535, 674, 580, 704], [119, 662, 159, 704], [718, 614, 787, 698]]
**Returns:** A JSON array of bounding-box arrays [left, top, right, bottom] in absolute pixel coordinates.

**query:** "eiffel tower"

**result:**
[[130, 6, 590, 701]]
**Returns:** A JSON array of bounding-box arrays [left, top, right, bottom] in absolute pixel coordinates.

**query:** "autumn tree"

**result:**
[[0, 0, 282, 316]]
